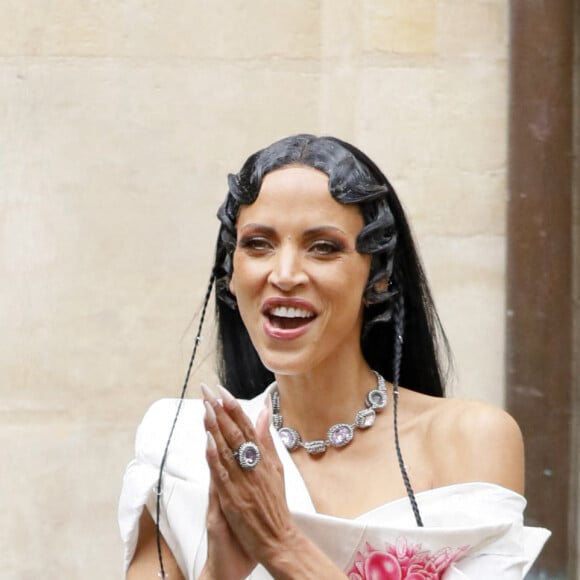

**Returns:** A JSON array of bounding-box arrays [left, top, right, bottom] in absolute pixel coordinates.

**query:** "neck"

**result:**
[[273, 354, 378, 441]]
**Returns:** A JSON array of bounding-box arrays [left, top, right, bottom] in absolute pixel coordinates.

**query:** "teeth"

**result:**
[[270, 306, 315, 319]]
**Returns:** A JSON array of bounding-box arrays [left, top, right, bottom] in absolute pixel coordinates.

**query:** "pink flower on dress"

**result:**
[[346, 537, 470, 580]]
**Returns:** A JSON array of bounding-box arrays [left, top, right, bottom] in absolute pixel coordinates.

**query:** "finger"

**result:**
[[206, 478, 228, 530], [206, 453, 237, 549], [206, 478, 219, 525], [217, 385, 259, 442], [255, 404, 277, 461], [204, 402, 241, 475], [205, 428, 236, 487], [256, 399, 287, 482], [202, 384, 248, 453]]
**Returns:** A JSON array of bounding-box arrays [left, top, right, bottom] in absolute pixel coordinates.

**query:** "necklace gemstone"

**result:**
[[271, 371, 387, 456], [278, 427, 301, 451], [366, 388, 387, 410], [327, 423, 354, 447], [355, 408, 376, 428]]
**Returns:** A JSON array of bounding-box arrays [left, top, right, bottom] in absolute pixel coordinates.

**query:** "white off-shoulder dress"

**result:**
[[118, 391, 550, 579]]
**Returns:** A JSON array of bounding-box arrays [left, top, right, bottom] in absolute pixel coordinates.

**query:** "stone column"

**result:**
[[507, 1, 576, 577]]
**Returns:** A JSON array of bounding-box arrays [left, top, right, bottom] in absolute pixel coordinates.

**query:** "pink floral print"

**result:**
[[346, 537, 470, 580]]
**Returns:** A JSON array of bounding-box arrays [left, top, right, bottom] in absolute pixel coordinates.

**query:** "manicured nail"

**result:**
[[206, 431, 217, 452], [204, 400, 217, 426], [201, 383, 218, 405], [217, 385, 238, 410], [257, 406, 270, 430]]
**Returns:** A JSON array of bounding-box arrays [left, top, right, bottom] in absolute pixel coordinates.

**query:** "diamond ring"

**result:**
[[233, 441, 261, 470]]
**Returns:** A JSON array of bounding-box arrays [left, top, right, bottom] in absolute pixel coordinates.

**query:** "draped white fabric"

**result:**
[[119, 394, 550, 579]]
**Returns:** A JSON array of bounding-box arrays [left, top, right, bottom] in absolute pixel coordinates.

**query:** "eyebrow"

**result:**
[[238, 223, 348, 236]]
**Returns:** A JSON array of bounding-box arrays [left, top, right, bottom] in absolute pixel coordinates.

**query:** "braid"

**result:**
[[391, 283, 424, 527], [156, 273, 215, 578]]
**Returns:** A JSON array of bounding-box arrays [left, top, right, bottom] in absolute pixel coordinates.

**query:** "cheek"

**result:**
[[347, 257, 372, 297], [229, 253, 241, 297], [230, 254, 265, 299], [324, 259, 370, 312]]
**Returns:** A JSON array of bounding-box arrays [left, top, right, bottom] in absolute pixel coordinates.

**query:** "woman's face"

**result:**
[[229, 165, 371, 375]]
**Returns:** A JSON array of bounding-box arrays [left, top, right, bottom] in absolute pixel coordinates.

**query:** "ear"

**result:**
[[363, 277, 390, 307], [228, 273, 236, 297], [373, 277, 389, 294]]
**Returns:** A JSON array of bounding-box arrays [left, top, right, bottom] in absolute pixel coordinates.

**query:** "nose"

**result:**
[[267, 244, 308, 291]]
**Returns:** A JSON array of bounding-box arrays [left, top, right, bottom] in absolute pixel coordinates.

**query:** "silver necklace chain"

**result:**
[[270, 371, 387, 455]]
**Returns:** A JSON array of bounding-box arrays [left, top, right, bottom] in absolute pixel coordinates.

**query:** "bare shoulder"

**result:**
[[433, 397, 523, 444], [436, 398, 524, 493], [404, 392, 525, 494]]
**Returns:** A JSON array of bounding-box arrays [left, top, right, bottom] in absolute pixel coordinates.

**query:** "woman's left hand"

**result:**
[[200, 478, 256, 580], [202, 384, 299, 567]]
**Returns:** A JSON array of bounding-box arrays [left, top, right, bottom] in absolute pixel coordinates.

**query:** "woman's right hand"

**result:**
[[202, 385, 348, 579], [200, 474, 257, 580]]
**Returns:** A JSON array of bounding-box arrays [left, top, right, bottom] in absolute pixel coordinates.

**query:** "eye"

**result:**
[[309, 240, 344, 256], [238, 236, 273, 253]]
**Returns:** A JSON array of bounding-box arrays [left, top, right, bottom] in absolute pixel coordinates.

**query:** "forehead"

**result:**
[[237, 166, 363, 229]]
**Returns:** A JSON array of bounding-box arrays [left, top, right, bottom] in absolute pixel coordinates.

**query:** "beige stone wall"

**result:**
[[0, 2, 509, 577]]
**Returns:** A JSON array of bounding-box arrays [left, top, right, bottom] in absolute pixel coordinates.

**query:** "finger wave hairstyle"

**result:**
[[215, 134, 450, 399], [154, 134, 451, 577]]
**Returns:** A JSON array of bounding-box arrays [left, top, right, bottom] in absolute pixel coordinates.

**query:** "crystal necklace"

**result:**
[[270, 371, 387, 455]]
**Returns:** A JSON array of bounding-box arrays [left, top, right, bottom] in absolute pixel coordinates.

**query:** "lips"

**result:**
[[261, 298, 318, 338]]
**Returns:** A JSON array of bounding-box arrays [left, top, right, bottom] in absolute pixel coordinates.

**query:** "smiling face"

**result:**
[[229, 165, 371, 376]]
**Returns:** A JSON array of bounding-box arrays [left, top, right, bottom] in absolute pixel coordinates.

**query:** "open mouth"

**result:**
[[266, 306, 317, 330]]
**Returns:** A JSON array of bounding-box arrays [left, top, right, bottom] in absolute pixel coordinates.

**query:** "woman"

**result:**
[[119, 135, 550, 579]]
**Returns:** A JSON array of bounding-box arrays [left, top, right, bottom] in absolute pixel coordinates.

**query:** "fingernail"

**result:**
[[201, 383, 218, 405], [217, 385, 238, 410], [206, 431, 216, 452], [265, 394, 272, 414], [257, 405, 269, 427], [204, 400, 217, 426]]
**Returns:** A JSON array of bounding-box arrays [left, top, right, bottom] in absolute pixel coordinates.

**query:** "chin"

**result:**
[[258, 350, 317, 377]]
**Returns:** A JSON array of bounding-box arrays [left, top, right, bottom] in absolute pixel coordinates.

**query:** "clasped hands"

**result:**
[[200, 384, 296, 580]]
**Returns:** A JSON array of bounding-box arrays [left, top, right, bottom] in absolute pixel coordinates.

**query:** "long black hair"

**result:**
[[155, 135, 450, 576], [213, 134, 450, 399]]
